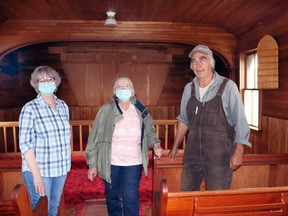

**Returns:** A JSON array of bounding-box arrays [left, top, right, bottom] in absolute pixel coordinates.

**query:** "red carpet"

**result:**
[[64, 156, 153, 216]]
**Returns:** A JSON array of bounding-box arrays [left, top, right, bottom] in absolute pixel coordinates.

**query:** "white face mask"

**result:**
[[116, 89, 132, 102], [38, 82, 56, 96]]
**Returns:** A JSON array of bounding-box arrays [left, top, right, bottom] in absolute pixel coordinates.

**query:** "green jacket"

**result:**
[[85, 99, 160, 183]]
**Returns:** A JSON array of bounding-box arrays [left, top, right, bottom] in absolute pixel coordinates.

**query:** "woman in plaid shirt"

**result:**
[[19, 66, 71, 216]]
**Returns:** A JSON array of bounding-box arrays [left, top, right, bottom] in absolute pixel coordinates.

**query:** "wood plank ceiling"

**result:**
[[0, 0, 287, 38]]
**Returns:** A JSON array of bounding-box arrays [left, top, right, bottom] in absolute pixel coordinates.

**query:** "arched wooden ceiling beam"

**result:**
[[0, 20, 236, 66]]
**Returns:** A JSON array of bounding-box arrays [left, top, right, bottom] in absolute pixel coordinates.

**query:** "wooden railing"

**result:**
[[0, 120, 185, 157], [0, 121, 19, 156]]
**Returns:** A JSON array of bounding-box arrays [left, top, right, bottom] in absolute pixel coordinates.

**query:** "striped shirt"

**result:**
[[19, 95, 71, 177]]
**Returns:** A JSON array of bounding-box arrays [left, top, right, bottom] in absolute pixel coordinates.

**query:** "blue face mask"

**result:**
[[116, 90, 132, 102], [38, 83, 56, 96]]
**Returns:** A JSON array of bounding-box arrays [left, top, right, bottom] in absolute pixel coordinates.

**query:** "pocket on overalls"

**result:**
[[205, 103, 220, 126]]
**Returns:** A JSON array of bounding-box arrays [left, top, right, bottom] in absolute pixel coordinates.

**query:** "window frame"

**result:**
[[240, 51, 261, 130]]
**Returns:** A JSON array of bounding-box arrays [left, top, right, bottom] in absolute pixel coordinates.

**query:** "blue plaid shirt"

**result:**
[[19, 95, 71, 177]]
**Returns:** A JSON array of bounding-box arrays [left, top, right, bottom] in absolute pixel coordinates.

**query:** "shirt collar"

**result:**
[[211, 71, 222, 87], [194, 71, 221, 87], [36, 94, 59, 106]]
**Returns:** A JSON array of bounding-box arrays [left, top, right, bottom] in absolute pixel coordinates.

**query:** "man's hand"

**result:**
[[230, 143, 244, 171], [168, 146, 178, 160], [168, 121, 188, 160]]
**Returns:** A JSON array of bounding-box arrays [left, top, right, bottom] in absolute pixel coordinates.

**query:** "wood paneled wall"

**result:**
[[55, 45, 172, 106], [0, 42, 193, 110], [236, 9, 288, 154], [0, 105, 180, 122], [68, 105, 180, 121], [238, 13, 288, 120], [249, 116, 288, 154]]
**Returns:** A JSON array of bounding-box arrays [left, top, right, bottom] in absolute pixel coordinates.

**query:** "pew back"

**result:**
[[153, 154, 288, 193], [159, 179, 288, 216], [153, 154, 288, 215]]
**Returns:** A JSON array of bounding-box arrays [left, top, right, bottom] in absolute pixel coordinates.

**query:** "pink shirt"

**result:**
[[111, 104, 142, 166]]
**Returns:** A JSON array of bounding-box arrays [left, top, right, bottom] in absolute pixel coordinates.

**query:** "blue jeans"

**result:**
[[104, 165, 142, 216], [22, 171, 67, 216]]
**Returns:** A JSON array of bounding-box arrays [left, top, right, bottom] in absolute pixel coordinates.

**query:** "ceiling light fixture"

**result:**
[[105, 11, 117, 27]]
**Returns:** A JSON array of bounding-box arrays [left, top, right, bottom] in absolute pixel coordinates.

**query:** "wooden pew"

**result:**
[[153, 154, 288, 192], [0, 159, 23, 216], [0, 201, 14, 216], [0, 160, 23, 200], [152, 154, 288, 215], [0, 159, 65, 216], [12, 184, 48, 216], [158, 179, 288, 216]]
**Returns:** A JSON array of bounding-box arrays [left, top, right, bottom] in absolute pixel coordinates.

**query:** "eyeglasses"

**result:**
[[37, 77, 55, 84], [114, 84, 132, 90], [191, 56, 208, 65]]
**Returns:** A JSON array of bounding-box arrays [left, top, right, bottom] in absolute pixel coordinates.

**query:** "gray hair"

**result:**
[[111, 75, 137, 104], [208, 55, 215, 69], [30, 66, 61, 93]]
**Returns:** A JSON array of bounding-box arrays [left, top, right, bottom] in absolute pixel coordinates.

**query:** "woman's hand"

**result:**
[[33, 174, 45, 196], [153, 143, 164, 159], [88, 168, 97, 181]]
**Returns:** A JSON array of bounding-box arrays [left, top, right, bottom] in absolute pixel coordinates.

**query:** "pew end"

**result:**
[[159, 179, 195, 215], [11, 184, 48, 216], [157, 179, 288, 216], [0, 159, 65, 216]]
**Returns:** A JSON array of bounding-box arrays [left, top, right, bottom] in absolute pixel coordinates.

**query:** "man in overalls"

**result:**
[[169, 45, 251, 191]]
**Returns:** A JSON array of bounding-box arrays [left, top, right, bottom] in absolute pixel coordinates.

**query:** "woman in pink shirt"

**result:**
[[86, 75, 164, 216]]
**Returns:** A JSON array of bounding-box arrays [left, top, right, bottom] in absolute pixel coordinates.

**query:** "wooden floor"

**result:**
[[81, 199, 108, 216], [80, 199, 152, 216]]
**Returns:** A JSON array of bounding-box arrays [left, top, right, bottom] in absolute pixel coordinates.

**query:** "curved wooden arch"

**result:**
[[257, 34, 279, 89], [0, 20, 236, 67]]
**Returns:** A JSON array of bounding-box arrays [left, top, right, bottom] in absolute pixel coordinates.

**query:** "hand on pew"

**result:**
[[168, 148, 178, 161], [12, 184, 48, 216], [153, 143, 164, 160]]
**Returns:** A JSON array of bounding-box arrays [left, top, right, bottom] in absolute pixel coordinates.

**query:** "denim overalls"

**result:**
[[181, 78, 235, 191]]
